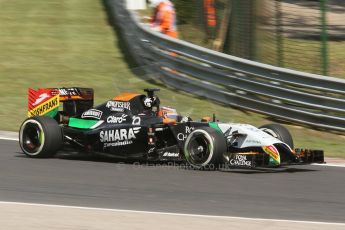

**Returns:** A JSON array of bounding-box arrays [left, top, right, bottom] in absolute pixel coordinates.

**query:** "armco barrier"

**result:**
[[104, 0, 345, 132]]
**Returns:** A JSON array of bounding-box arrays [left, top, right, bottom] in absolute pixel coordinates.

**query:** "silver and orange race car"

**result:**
[[19, 87, 324, 170]]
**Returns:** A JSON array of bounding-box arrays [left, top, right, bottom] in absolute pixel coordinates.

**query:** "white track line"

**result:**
[[0, 201, 344, 226], [313, 163, 345, 168], [0, 131, 18, 141], [0, 137, 18, 141]]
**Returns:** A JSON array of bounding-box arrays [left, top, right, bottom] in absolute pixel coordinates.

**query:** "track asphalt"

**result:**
[[0, 139, 345, 224]]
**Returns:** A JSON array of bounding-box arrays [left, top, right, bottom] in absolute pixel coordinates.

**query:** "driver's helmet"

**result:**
[[158, 106, 178, 120]]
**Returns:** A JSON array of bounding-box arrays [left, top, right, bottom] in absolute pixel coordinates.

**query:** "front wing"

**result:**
[[225, 149, 324, 168]]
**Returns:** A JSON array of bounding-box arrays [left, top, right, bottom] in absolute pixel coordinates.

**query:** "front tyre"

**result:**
[[183, 127, 227, 170], [19, 116, 63, 158]]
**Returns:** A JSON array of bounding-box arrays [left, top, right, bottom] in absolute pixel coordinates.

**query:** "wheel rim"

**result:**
[[20, 120, 45, 155], [185, 130, 214, 167]]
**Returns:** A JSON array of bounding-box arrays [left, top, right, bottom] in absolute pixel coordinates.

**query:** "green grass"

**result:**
[[329, 41, 345, 78], [256, 35, 345, 78], [0, 0, 344, 158]]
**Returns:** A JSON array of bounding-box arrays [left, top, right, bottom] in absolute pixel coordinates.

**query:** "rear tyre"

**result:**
[[259, 123, 294, 149], [183, 127, 227, 170], [19, 116, 63, 158]]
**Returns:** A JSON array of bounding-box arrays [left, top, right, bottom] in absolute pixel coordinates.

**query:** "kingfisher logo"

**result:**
[[28, 96, 59, 117], [32, 93, 50, 106], [28, 88, 60, 117]]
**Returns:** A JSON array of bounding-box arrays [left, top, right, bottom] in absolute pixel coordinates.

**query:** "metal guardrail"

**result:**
[[104, 0, 345, 132]]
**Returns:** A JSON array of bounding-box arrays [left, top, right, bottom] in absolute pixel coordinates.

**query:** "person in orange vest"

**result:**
[[204, 0, 217, 40], [149, 0, 178, 38], [204, 0, 217, 27]]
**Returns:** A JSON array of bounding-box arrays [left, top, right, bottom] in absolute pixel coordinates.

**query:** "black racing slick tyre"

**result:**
[[19, 116, 63, 158], [183, 127, 227, 170], [259, 124, 294, 149]]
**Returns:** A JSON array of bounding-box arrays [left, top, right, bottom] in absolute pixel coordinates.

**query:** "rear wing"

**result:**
[[51, 87, 93, 102], [28, 87, 94, 118]]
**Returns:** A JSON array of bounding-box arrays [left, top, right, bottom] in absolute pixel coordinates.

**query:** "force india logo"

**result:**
[[100, 127, 141, 147], [28, 95, 59, 117]]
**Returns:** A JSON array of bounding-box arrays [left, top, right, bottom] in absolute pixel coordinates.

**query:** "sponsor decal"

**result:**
[[132, 116, 141, 125], [229, 154, 252, 167], [100, 127, 141, 147], [177, 126, 195, 141], [177, 133, 186, 141], [148, 148, 155, 154], [58, 88, 80, 96], [163, 152, 179, 157], [28, 95, 59, 117], [28, 88, 58, 109], [262, 145, 281, 165], [106, 114, 128, 124], [180, 116, 189, 123], [106, 101, 130, 112], [103, 140, 133, 147], [32, 93, 50, 106], [81, 109, 103, 120], [144, 97, 154, 107], [245, 139, 262, 145]]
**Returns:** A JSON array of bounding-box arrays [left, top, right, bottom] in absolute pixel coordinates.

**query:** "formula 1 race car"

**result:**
[[19, 87, 324, 170]]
